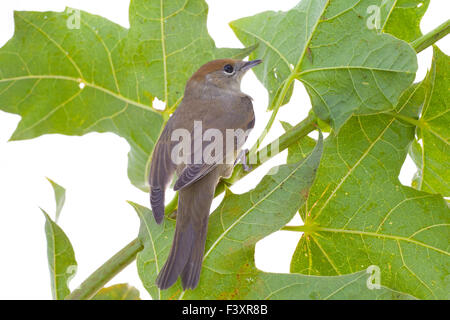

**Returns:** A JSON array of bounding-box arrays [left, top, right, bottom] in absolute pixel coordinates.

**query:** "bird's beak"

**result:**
[[241, 59, 262, 71]]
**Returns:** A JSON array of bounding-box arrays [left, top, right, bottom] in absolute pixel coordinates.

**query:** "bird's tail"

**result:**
[[155, 170, 218, 290]]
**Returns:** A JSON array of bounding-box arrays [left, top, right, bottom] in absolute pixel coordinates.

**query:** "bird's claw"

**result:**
[[235, 149, 252, 172]]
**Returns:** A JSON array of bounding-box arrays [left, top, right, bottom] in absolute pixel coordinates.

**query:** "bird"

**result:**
[[149, 58, 262, 290]]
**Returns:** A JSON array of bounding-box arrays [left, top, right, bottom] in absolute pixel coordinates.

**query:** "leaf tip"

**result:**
[[126, 200, 138, 209], [279, 120, 292, 132], [40, 207, 51, 220]]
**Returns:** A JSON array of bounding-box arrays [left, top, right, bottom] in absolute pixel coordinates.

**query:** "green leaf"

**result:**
[[42, 210, 77, 300], [125, 0, 253, 109], [289, 87, 450, 299], [230, 0, 417, 130], [411, 46, 449, 196], [133, 134, 412, 300], [0, 1, 250, 191], [92, 283, 141, 300], [46, 177, 66, 222], [382, 0, 429, 42]]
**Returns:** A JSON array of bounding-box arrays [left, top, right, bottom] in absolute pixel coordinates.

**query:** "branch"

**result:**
[[66, 238, 143, 300], [412, 19, 450, 53], [222, 112, 317, 189]]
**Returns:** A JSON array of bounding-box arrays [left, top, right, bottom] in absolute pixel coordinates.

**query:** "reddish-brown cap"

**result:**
[[189, 59, 238, 82]]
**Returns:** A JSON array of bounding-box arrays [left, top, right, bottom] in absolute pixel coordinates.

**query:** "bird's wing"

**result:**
[[149, 121, 177, 223], [174, 96, 254, 191], [173, 163, 216, 191]]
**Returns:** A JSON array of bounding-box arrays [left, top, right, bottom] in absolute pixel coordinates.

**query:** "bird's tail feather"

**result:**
[[155, 170, 218, 290], [180, 220, 208, 290], [155, 218, 196, 289]]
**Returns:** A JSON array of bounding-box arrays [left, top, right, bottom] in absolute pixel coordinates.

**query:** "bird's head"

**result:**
[[186, 59, 262, 93]]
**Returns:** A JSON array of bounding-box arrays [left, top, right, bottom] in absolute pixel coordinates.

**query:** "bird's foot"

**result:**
[[235, 149, 252, 172]]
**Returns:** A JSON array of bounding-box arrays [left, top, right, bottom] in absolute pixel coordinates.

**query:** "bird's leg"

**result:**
[[235, 149, 252, 172]]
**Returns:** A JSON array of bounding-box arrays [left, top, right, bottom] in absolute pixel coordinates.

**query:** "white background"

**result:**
[[0, 1, 448, 299]]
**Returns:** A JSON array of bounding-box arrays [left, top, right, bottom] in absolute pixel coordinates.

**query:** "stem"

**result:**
[[412, 19, 450, 53], [223, 112, 317, 187], [386, 111, 424, 127], [66, 238, 143, 300], [250, 73, 296, 154], [281, 225, 317, 233], [67, 194, 179, 300]]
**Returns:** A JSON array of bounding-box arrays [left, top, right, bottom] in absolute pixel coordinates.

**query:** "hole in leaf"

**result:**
[[399, 154, 416, 186], [153, 97, 165, 110]]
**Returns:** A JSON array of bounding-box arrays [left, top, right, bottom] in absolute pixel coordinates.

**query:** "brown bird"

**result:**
[[149, 58, 261, 290]]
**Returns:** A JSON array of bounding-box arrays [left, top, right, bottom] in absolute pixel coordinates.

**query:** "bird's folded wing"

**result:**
[[173, 163, 216, 191], [149, 123, 176, 188], [149, 123, 177, 223], [173, 126, 248, 191], [173, 95, 255, 191]]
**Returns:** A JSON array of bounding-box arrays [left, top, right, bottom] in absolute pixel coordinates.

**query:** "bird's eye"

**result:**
[[223, 64, 234, 74]]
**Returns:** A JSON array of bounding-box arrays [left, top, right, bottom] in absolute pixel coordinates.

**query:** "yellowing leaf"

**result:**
[[93, 283, 140, 300]]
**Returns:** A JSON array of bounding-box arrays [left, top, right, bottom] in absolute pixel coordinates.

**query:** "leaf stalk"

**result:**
[[281, 224, 319, 234], [386, 111, 424, 128], [411, 19, 450, 53], [65, 238, 143, 300], [250, 72, 297, 154]]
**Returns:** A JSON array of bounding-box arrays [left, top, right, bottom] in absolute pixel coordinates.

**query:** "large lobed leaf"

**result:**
[[409, 47, 449, 197], [230, 0, 417, 130], [0, 0, 250, 191], [289, 84, 450, 299], [133, 135, 412, 300]]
